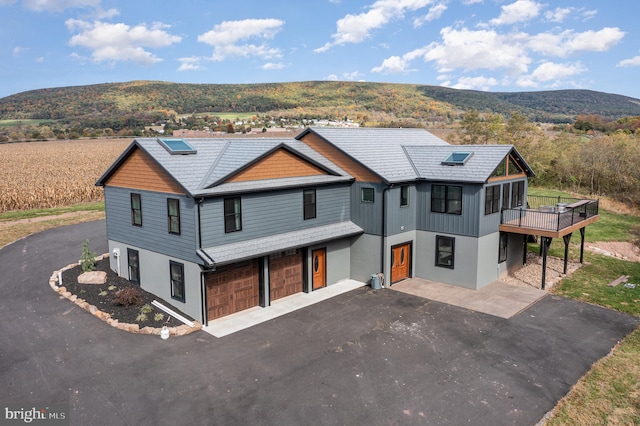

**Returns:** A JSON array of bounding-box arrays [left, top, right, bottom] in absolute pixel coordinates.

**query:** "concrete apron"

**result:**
[[390, 277, 547, 319]]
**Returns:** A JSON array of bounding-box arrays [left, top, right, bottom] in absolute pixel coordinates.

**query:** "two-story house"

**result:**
[[97, 128, 597, 326]]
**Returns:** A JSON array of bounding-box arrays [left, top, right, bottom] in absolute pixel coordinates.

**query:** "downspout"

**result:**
[[197, 197, 207, 325], [381, 184, 393, 285]]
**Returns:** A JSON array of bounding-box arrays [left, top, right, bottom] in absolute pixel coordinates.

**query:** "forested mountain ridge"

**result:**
[[1, 80, 639, 124]]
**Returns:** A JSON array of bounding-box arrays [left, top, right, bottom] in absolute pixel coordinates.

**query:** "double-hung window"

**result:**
[[485, 185, 501, 215], [435, 236, 455, 269], [361, 187, 375, 203], [431, 185, 462, 215], [502, 183, 511, 210], [127, 249, 140, 285], [167, 198, 180, 235], [170, 261, 185, 302], [131, 193, 142, 226], [303, 189, 316, 220], [224, 197, 242, 233], [498, 233, 508, 263], [400, 185, 410, 208], [511, 181, 525, 207]]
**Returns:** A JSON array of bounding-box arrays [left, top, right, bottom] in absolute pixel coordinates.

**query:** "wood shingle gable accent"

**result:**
[[224, 147, 330, 183], [104, 146, 185, 194], [298, 132, 382, 183]]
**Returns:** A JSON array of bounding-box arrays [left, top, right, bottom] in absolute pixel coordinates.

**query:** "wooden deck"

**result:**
[[499, 197, 599, 238]]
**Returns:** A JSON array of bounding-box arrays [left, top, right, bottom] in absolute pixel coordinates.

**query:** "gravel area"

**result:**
[[501, 252, 583, 291]]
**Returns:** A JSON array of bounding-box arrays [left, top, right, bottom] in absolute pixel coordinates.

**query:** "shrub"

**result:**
[[80, 239, 96, 272], [140, 304, 153, 314], [112, 287, 143, 307], [154, 313, 164, 322]]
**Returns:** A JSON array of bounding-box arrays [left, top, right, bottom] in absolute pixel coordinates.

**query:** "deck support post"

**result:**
[[523, 235, 528, 265], [562, 233, 572, 274], [579, 227, 586, 263], [541, 237, 552, 290]]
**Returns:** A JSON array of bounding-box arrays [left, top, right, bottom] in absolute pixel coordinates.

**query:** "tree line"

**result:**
[[453, 110, 640, 206]]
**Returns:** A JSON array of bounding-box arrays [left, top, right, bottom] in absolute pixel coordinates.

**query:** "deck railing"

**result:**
[[501, 195, 599, 233]]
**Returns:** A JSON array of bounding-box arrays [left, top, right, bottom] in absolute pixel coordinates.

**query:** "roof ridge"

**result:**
[[197, 140, 231, 190], [401, 145, 421, 179]]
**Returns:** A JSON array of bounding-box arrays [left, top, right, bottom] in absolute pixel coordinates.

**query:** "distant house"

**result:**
[[96, 128, 598, 325]]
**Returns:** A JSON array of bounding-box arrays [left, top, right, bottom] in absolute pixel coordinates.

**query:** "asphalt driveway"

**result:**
[[1, 220, 638, 425]]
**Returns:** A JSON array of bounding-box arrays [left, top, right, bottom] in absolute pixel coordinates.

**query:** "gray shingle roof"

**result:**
[[297, 128, 534, 183], [98, 137, 352, 196], [198, 221, 364, 266], [297, 127, 450, 183], [404, 144, 521, 183]]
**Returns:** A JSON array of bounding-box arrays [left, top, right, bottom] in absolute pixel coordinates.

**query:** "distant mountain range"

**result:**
[[1, 80, 639, 124]]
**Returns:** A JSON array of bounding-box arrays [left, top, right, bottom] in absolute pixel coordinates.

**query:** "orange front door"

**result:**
[[391, 243, 411, 284], [312, 248, 326, 290]]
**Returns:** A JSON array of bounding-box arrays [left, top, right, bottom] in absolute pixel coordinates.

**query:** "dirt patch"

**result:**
[[503, 241, 639, 291], [586, 241, 640, 262], [0, 211, 96, 227]]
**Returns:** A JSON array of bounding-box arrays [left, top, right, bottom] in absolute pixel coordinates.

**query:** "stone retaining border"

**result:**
[[49, 253, 202, 336]]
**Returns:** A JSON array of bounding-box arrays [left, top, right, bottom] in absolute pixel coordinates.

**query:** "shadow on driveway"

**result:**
[[1, 220, 638, 425]]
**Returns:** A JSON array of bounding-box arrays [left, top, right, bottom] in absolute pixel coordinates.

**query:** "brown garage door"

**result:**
[[206, 260, 259, 321], [269, 249, 303, 301]]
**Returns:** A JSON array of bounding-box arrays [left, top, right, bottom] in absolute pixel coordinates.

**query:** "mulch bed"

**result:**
[[61, 258, 192, 329]]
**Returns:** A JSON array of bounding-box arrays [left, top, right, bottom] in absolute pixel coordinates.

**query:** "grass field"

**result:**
[[0, 119, 57, 127], [177, 112, 258, 121], [527, 187, 640, 425]]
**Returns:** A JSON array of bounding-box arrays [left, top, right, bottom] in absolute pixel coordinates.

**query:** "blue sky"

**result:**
[[1, 0, 639, 99]]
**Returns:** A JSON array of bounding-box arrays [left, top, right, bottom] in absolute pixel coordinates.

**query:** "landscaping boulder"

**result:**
[[77, 271, 107, 284]]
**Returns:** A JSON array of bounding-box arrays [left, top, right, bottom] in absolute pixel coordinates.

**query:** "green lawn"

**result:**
[[0, 119, 58, 128], [529, 188, 640, 425]]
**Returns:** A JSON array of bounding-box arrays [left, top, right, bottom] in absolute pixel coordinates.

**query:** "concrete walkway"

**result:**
[[390, 277, 547, 319], [202, 279, 365, 337]]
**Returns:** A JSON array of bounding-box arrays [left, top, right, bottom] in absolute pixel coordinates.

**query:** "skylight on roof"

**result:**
[[442, 151, 472, 166], [158, 138, 197, 155]]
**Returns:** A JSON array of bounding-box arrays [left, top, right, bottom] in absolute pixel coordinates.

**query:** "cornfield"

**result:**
[[0, 139, 132, 213]]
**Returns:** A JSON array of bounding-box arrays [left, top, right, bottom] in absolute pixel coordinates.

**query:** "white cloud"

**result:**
[[490, 0, 541, 26], [12, 46, 27, 56], [544, 7, 572, 23], [413, 3, 447, 27], [316, 0, 433, 52], [324, 71, 364, 81], [581, 9, 597, 21], [372, 56, 410, 74], [448, 76, 499, 91], [262, 62, 286, 70], [529, 27, 625, 57], [618, 56, 640, 67], [423, 27, 531, 74], [372, 46, 428, 73], [517, 61, 586, 87], [66, 20, 182, 65], [198, 18, 284, 62], [23, 0, 100, 12], [177, 57, 205, 71]]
